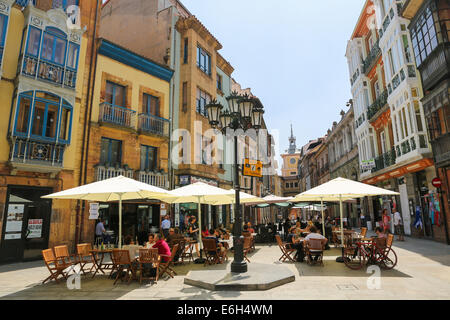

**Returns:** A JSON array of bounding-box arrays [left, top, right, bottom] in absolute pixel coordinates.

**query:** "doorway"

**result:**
[[1, 186, 53, 263]]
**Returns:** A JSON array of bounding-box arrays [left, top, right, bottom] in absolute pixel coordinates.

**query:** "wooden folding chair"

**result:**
[[111, 249, 136, 285], [76, 243, 97, 275], [138, 248, 160, 284], [275, 234, 296, 263], [360, 227, 368, 238], [305, 239, 325, 266], [243, 236, 252, 263], [202, 239, 221, 265], [54, 245, 78, 269], [159, 244, 179, 279], [41, 249, 70, 284], [181, 239, 194, 263]]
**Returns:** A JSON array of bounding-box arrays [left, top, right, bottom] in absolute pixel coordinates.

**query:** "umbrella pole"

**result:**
[[321, 198, 325, 237], [119, 194, 123, 249], [340, 195, 344, 247], [198, 197, 203, 259]]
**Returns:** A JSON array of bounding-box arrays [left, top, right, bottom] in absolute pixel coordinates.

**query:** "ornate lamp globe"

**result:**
[[226, 91, 241, 115], [220, 110, 232, 129], [205, 100, 223, 127], [251, 105, 264, 129], [238, 93, 254, 119]]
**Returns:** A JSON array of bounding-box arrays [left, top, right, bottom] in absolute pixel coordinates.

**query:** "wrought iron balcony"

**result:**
[[99, 102, 136, 128], [362, 39, 381, 75], [367, 90, 388, 121], [138, 113, 169, 137], [137, 170, 169, 189], [95, 165, 134, 181], [10, 138, 65, 167], [21, 54, 77, 90], [371, 148, 396, 173]]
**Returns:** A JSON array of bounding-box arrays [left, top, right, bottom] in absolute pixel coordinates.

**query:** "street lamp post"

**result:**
[[206, 92, 264, 273]]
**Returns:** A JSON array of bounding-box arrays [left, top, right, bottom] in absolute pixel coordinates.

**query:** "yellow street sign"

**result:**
[[243, 159, 263, 177]]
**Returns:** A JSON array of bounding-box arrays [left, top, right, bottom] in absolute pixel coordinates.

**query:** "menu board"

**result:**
[[5, 204, 24, 240]]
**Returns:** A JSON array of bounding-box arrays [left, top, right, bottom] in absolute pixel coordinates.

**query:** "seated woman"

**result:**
[[151, 234, 171, 263], [145, 234, 156, 248], [122, 235, 142, 267], [201, 226, 210, 238], [286, 228, 304, 262]]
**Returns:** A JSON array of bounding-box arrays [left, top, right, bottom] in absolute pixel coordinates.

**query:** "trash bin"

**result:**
[[366, 221, 372, 231]]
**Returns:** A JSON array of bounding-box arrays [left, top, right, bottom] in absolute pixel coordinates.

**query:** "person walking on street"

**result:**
[[161, 215, 171, 239], [393, 210, 405, 241], [381, 209, 391, 234]]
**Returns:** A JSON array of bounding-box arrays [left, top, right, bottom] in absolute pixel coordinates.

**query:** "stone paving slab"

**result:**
[[0, 236, 449, 300]]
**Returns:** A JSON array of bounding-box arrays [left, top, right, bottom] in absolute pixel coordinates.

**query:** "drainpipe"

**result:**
[[76, 0, 100, 246]]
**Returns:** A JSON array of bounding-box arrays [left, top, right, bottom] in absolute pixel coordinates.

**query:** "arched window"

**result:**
[[14, 91, 73, 144]]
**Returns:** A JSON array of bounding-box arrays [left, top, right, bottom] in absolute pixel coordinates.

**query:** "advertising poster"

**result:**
[[27, 219, 43, 239], [5, 204, 24, 240]]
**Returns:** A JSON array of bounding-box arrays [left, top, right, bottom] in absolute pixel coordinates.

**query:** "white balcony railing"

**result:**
[[95, 165, 134, 181], [138, 170, 169, 189]]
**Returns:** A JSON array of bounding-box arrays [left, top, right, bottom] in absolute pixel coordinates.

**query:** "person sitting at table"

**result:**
[[205, 229, 226, 261], [304, 226, 328, 262], [166, 228, 184, 246], [201, 226, 210, 238], [247, 222, 255, 234], [286, 228, 305, 262], [145, 234, 156, 248], [151, 234, 171, 263], [122, 235, 142, 266]]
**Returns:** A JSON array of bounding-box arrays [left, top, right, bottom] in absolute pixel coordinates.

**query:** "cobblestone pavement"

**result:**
[[0, 235, 449, 300]]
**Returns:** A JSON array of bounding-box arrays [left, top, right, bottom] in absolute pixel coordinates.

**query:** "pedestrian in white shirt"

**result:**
[[393, 211, 405, 241], [305, 226, 328, 261]]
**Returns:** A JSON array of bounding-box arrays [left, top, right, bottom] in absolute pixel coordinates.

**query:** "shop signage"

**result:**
[[190, 176, 218, 187], [179, 176, 190, 185], [27, 219, 43, 239], [4, 204, 24, 240], [432, 178, 442, 188], [89, 203, 99, 220], [361, 159, 375, 170], [243, 159, 263, 178]]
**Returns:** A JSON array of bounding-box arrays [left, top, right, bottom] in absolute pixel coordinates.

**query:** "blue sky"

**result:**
[[181, 0, 364, 169]]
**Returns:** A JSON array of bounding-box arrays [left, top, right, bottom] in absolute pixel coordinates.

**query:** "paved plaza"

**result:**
[[0, 236, 448, 300]]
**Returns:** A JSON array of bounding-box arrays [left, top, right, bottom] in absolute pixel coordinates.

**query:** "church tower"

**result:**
[[288, 124, 297, 154]]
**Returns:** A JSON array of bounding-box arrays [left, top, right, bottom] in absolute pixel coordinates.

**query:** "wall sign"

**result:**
[[27, 219, 43, 239], [89, 203, 99, 220], [5, 204, 24, 240]]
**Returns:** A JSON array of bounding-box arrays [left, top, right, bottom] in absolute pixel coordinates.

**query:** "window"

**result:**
[[100, 138, 122, 166], [140, 145, 157, 171], [402, 108, 409, 137], [414, 101, 424, 132], [411, 6, 438, 66], [0, 14, 7, 48], [142, 93, 159, 116], [374, 81, 380, 99], [217, 74, 222, 91], [202, 136, 212, 165], [66, 42, 79, 69], [182, 82, 188, 111], [52, 0, 79, 9], [388, 49, 396, 77], [14, 91, 72, 143], [41, 27, 67, 66], [197, 46, 211, 75], [196, 88, 211, 117], [380, 131, 386, 154], [183, 38, 188, 64], [26, 27, 42, 57], [105, 81, 126, 107]]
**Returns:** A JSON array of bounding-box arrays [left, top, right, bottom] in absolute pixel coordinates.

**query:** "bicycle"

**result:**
[[343, 234, 398, 270]]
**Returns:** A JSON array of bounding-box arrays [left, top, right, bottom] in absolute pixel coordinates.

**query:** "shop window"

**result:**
[[140, 145, 157, 171], [100, 137, 122, 166], [14, 91, 72, 143], [105, 81, 126, 107], [142, 93, 160, 116]]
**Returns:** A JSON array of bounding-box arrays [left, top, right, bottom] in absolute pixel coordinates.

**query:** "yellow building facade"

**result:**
[[0, 0, 100, 262]]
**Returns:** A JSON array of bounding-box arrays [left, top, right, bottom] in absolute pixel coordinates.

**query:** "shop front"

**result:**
[[0, 186, 53, 263]]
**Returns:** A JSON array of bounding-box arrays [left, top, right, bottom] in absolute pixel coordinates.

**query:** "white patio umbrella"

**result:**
[[42, 175, 170, 248], [292, 177, 399, 248], [161, 182, 237, 254], [210, 189, 264, 205]]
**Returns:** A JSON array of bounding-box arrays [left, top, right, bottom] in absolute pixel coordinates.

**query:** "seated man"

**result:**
[[286, 228, 304, 262], [247, 222, 255, 234], [304, 226, 328, 261], [205, 229, 226, 261], [165, 228, 185, 262]]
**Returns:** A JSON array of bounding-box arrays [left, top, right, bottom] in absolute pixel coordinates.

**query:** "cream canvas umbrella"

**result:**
[[42, 175, 170, 248], [161, 182, 239, 255], [292, 177, 399, 248]]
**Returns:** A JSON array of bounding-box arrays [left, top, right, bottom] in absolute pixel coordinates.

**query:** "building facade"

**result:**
[[0, 0, 100, 262], [402, 0, 450, 243]]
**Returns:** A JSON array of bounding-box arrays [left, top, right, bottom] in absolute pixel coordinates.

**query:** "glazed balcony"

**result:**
[[418, 42, 450, 92], [350, 67, 361, 86], [387, 64, 417, 96], [95, 165, 134, 181], [21, 54, 77, 90], [362, 39, 381, 75], [138, 113, 169, 138], [367, 90, 388, 121], [99, 102, 136, 129], [10, 138, 64, 168], [395, 134, 428, 158], [137, 170, 169, 189]]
